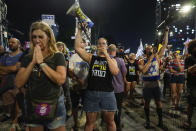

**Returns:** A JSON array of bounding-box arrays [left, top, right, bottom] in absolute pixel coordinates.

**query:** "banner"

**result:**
[[41, 14, 55, 26]]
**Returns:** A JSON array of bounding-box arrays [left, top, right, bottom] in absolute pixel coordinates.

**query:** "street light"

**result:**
[[157, 3, 195, 30], [158, 31, 162, 36], [180, 4, 195, 14]]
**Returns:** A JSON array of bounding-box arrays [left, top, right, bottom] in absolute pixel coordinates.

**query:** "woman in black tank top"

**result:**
[[74, 23, 119, 131], [123, 53, 139, 106], [88, 55, 113, 92]]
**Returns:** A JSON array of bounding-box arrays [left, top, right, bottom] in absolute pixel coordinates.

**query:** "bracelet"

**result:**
[[39, 62, 47, 69], [39, 62, 44, 65]]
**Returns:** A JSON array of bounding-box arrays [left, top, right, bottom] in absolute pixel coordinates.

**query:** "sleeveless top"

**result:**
[[143, 57, 160, 81], [126, 61, 138, 76], [87, 55, 113, 92]]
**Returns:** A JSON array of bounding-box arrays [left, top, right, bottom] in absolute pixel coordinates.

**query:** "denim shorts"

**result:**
[[26, 94, 66, 129], [170, 75, 185, 84], [83, 90, 117, 112]]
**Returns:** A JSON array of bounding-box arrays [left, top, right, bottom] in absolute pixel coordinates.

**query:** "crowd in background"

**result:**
[[0, 21, 195, 131]]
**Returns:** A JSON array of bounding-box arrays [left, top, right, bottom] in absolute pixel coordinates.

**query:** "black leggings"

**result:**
[[114, 92, 124, 129]]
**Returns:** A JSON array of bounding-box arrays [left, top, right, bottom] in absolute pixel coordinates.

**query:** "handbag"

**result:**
[[25, 87, 61, 124]]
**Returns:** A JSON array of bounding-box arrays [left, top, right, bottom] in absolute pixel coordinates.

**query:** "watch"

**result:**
[[39, 62, 47, 68]]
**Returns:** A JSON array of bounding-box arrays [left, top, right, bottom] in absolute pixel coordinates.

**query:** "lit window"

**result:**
[[170, 32, 173, 37], [176, 4, 181, 7]]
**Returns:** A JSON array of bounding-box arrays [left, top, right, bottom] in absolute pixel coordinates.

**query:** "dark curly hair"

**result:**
[[188, 40, 196, 55]]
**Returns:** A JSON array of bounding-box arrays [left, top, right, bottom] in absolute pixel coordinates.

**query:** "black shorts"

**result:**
[[142, 81, 162, 101], [70, 88, 85, 108], [170, 75, 185, 84], [143, 86, 162, 101], [163, 73, 171, 83], [127, 75, 137, 82]]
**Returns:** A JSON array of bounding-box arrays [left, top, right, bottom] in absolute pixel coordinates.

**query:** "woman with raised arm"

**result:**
[[74, 23, 119, 131]]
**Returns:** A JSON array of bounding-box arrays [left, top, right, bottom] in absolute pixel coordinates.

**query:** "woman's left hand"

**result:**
[[98, 47, 108, 56], [35, 45, 44, 64]]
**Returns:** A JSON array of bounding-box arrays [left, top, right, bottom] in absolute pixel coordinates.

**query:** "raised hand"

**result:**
[[149, 53, 154, 61], [98, 47, 108, 56], [165, 26, 169, 32], [78, 22, 88, 30]]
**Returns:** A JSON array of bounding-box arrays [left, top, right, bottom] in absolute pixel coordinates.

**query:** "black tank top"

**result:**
[[126, 61, 138, 77], [87, 55, 113, 92]]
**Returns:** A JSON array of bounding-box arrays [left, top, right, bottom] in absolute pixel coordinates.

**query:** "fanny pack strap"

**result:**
[[27, 85, 62, 101]]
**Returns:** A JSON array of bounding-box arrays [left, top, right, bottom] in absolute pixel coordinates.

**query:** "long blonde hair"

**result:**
[[29, 21, 58, 56], [56, 41, 69, 55]]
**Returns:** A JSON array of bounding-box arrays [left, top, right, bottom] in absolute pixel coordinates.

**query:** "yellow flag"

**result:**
[[176, 50, 180, 54], [158, 44, 162, 52]]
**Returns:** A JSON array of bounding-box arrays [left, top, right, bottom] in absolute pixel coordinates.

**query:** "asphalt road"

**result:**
[[0, 83, 196, 131]]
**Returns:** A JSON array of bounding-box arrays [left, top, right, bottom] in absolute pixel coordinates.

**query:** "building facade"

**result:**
[[156, 0, 195, 52]]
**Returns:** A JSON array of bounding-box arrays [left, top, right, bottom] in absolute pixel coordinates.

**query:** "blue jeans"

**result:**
[[83, 90, 117, 112], [26, 94, 66, 129]]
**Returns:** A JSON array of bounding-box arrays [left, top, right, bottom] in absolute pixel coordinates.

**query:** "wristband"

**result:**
[[39, 62, 47, 69]]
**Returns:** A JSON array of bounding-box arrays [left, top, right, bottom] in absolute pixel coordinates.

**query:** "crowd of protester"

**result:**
[[0, 21, 195, 131]]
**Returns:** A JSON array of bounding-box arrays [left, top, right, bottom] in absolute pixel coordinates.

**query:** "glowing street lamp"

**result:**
[[180, 5, 192, 13], [158, 31, 162, 36], [157, 3, 195, 30], [180, 4, 195, 14]]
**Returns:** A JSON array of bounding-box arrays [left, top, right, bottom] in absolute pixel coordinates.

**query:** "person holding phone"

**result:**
[[138, 26, 169, 129]]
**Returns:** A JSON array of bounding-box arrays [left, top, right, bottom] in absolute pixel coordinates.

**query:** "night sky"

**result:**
[[5, 0, 156, 52]]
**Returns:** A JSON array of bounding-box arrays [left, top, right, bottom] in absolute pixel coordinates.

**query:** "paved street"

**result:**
[[0, 83, 196, 131]]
